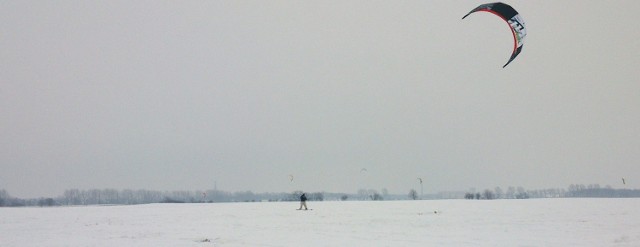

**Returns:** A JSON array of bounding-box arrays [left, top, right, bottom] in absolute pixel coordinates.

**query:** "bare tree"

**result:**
[[408, 189, 418, 200], [494, 187, 503, 199], [63, 189, 81, 205], [0, 189, 9, 206], [310, 192, 324, 201], [515, 186, 529, 199], [464, 193, 474, 199], [38, 198, 56, 207], [370, 193, 383, 201], [483, 189, 495, 200], [357, 189, 369, 200], [506, 186, 516, 199]]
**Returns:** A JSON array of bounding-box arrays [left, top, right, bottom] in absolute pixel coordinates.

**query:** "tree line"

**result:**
[[463, 184, 640, 200], [2, 184, 639, 207], [0, 188, 335, 207], [0, 187, 392, 207]]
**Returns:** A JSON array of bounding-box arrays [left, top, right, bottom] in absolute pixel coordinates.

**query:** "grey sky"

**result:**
[[2, 1, 639, 198]]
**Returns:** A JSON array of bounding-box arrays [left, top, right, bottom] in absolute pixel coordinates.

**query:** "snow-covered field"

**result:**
[[1, 198, 639, 246]]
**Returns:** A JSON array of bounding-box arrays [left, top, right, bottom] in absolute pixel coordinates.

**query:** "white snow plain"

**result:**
[[1, 198, 639, 246]]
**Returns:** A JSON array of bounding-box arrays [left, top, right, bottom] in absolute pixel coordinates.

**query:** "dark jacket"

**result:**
[[300, 194, 307, 202]]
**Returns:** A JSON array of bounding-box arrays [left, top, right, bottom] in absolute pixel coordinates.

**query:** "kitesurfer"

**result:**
[[298, 193, 308, 210]]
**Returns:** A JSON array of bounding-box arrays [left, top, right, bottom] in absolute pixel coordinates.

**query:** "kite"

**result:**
[[622, 178, 626, 185], [417, 178, 423, 184], [289, 174, 294, 182], [462, 2, 527, 68]]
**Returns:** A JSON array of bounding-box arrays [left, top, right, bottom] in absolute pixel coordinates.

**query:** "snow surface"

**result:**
[[1, 198, 639, 246]]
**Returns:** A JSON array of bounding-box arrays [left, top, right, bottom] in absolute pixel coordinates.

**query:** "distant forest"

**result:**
[[463, 184, 640, 200], [1, 184, 639, 207]]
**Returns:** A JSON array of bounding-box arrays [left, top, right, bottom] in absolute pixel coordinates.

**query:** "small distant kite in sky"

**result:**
[[289, 174, 294, 182], [417, 178, 423, 184], [462, 2, 527, 68], [622, 178, 626, 185]]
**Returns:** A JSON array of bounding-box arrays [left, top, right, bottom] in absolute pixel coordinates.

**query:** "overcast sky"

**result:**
[[2, 1, 639, 198]]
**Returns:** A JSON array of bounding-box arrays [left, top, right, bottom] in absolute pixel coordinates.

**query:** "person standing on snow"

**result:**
[[298, 193, 308, 210]]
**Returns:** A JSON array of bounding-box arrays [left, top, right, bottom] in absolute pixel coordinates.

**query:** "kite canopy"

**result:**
[[462, 2, 527, 68]]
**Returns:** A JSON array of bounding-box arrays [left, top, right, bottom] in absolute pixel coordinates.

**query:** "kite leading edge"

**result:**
[[462, 2, 527, 68]]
